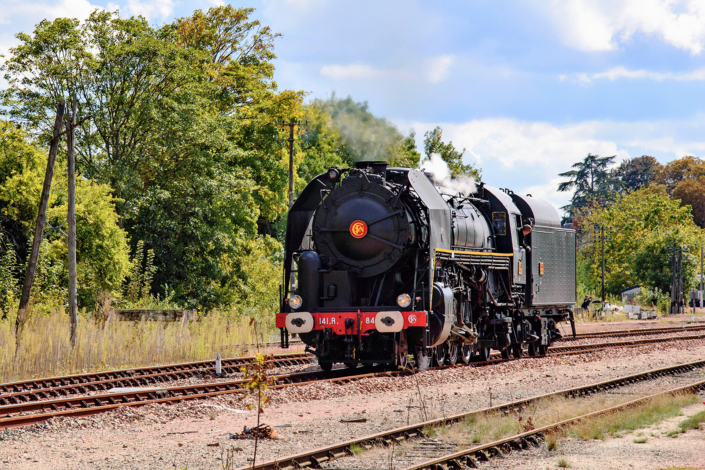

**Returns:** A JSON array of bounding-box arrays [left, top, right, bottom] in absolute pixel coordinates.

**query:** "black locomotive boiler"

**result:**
[[276, 161, 576, 370]]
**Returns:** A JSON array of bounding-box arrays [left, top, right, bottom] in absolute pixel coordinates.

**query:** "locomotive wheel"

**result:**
[[434, 345, 447, 366], [476, 347, 491, 362], [500, 348, 511, 360], [538, 345, 549, 356], [528, 343, 539, 356], [318, 358, 333, 372], [447, 343, 459, 365], [460, 344, 473, 364], [512, 344, 523, 359]]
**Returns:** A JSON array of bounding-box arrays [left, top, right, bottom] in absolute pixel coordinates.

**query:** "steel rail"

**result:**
[[559, 323, 705, 341], [0, 352, 312, 401], [0, 365, 412, 430], [547, 333, 705, 354], [2, 332, 704, 415], [234, 359, 705, 470], [4, 331, 704, 409], [403, 377, 705, 470]]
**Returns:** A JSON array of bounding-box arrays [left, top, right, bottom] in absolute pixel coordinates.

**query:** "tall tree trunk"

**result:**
[[16, 100, 66, 336], [67, 98, 78, 347]]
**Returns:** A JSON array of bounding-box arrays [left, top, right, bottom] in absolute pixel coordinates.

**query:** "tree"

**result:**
[[390, 131, 421, 168], [613, 156, 661, 192], [422, 126, 480, 178], [558, 153, 617, 217], [0, 120, 130, 307], [672, 176, 705, 228], [577, 186, 704, 296], [1, 8, 301, 308], [311, 95, 405, 163], [653, 156, 705, 193]]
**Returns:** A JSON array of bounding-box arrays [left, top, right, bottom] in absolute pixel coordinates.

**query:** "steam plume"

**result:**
[[423, 153, 477, 195]]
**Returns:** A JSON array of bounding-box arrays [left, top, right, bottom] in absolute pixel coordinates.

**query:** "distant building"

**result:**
[[620, 286, 641, 304]]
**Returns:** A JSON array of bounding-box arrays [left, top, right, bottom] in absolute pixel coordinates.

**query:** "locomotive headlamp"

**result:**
[[328, 168, 340, 180], [288, 295, 303, 310], [396, 293, 411, 308]]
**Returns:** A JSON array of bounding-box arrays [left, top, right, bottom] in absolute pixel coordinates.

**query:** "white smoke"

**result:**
[[422, 153, 477, 196]]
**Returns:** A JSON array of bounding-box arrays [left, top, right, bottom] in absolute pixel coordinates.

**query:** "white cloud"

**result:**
[[540, 0, 705, 54], [409, 118, 629, 169], [398, 117, 633, 211], [566, 66, 705, 83], [319, 63, 408, 80], [108, 0, 175, 20], [0, 0, 102, 25], [320, 56, 457, 83], [425, 55, 454, 84]]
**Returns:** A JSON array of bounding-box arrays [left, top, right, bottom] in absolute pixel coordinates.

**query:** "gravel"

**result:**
[[0, 328, 703, 470]]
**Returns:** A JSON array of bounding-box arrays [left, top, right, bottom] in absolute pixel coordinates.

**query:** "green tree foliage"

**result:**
[[613, 156, 662, 192], [577, 186, 704, 296], [422, 126, 480, 178], [391, 131, 422, 168], [0, 120, 131, 307], [1, 8, 300, 308], [310, 95, 406, 163], [298, 103, 353, 185], [558, 153, 617, 217]]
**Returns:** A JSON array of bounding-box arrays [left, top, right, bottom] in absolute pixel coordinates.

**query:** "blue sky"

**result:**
[[3, 0, 705, 210]]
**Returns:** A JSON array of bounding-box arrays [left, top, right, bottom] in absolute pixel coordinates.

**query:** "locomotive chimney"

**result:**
[[354, 161, 388, 177]]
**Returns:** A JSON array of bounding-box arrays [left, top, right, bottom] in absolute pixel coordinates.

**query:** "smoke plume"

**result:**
[[422, 153, 477, 195], [314, 95, 403, 162]]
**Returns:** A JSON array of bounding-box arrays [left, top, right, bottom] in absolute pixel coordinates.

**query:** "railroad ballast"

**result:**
[[276, 161, 577, 370]]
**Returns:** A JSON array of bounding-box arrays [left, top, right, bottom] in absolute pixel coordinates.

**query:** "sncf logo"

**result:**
[[350, 220, 368, 239]]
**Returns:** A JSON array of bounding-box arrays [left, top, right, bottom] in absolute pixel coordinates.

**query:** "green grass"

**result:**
[[677, 410, 705, 433], [348, 444, 366, 456], [633, 437, 648, 443], [568, 394, 696, 440], [557, 458, 570, 467]]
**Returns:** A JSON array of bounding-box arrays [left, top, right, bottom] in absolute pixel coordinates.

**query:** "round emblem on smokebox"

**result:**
[[350, 220, 368, 239]]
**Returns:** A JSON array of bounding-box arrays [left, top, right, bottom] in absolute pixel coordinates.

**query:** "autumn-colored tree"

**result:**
[[653, 156, 705, 192]]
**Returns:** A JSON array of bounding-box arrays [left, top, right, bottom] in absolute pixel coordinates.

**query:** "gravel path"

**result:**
[[1, 336, 704, 470]]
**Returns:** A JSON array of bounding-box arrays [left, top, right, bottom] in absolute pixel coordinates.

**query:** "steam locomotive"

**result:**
[[276, 162, 576, 370]]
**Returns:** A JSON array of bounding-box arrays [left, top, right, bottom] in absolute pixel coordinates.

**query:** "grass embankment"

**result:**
[[0, 309, 296, 384], [433, 392, 700, 450]]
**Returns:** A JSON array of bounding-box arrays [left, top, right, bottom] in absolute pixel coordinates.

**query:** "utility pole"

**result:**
[[17, 100, 66, 335], [67, 98, 78, 346], [601, 225, 605, 306], [275, 119, 308, 209]]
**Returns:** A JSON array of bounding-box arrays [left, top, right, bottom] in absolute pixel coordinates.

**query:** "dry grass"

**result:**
[[435, 392, 698, 449], [0, 308, 302, 383]]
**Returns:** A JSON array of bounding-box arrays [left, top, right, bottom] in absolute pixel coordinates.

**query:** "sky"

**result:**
[[3, 0, 705, 211]]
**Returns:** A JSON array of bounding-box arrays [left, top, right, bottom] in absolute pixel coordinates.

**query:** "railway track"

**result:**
[[559, 323, 705, 340], [238, 358, 705, 470], [0, 352, 312, 401], [1, 333, 703, 430], [404, 377, 705, 470]]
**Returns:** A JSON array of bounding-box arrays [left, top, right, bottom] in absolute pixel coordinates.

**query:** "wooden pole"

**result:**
[[67, 98, 78, 346], [287, 119, 295, 209], [601, 225, 605, 306], [16, 100, 66, 334]]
